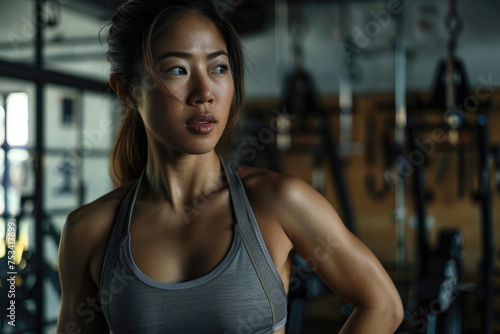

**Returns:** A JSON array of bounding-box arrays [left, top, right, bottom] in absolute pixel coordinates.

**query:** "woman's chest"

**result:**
[[90, 192, 293, 292]]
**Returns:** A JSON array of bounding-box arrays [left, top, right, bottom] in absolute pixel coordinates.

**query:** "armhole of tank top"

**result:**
[[240, 191, 287, 295], [99, 199, 125, 334], [234, 171, 289, 330], [100, 180, 137, 289], [227, 163, 287, 298], [99, 197, 125, 293], [222, 157, 287, 297], [99, 175, 143, 329], [102, 235, 129, 334], [273, 317, 288, 332]]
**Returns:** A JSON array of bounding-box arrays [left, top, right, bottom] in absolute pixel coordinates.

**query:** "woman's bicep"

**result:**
[[57, 216, 109, 334], [278, 176, 402, 313]]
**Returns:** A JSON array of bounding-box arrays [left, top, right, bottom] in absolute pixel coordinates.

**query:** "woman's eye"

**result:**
[[167, 67, 187, 75], [213, 65, 229, 74]]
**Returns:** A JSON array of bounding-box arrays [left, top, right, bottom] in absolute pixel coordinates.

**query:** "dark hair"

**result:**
[[105, 0, 245, 187]]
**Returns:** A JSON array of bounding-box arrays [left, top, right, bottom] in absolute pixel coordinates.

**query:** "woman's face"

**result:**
[[138, 14, 234, 156]]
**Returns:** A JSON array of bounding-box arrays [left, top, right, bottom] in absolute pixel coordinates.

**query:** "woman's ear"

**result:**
[[110, 74, 132, 105]]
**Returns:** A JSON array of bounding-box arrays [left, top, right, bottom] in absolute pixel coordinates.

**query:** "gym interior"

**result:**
[[0, 0, 499, 333]]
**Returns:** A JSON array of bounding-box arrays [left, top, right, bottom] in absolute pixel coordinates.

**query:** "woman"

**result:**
[[57, 0, 403, 333]]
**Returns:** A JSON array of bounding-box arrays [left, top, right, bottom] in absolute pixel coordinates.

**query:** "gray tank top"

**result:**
[[99, 158, 288, 333]]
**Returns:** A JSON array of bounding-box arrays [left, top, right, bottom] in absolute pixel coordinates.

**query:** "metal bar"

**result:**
[[42, 53, 106, 62], [339, 52, 353, 156], [1, 94, 10, 215], [407, 117, 429, 279], [445, 50, 455, 110], [338, 1, 353, 157], [394, 0, 407, 275], [477, 114, 493, 334], [274, 0, 290, 98], [44, 148, 110, 156], [274, 0, 292, 152], [34, 1, 45, 332], [318, 117, 356, 235], [0, 36, 105, 51], [0, 59, 107, 93], [77, 89, 85, 206], [0, 53, 106, 65]]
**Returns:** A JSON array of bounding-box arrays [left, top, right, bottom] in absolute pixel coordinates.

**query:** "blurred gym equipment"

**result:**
[[408, 116, 463, 334], [474, 114, 494, 334]]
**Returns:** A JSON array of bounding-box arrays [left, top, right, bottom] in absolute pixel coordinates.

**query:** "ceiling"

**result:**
[[68, 0, 273, 34], [70, 0, 375, 34]]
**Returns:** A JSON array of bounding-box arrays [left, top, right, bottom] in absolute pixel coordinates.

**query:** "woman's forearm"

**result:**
[[339, 304, 403, 334]]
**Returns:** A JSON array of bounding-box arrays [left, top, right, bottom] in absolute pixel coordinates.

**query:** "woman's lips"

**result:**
[[186, 123, 216, 134], [186, 113, 217, 134]]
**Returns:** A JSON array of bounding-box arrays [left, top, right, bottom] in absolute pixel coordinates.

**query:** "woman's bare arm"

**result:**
[[272, 175, 404, 333], [57, 208, 110, 334]]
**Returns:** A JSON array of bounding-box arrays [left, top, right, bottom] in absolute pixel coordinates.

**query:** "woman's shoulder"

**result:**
[[58, 182, 137, 299], [62, 182, 135, 249], [237, 164, 315, 213], [237, 164, 339, 233]]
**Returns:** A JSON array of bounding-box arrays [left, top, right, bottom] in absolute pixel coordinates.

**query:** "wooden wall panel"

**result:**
[[246, 90, 500, 275]]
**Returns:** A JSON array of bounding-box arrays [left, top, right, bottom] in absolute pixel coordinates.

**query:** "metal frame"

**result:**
[[394, 0, 407, 281], [0, 1, 109, 332]]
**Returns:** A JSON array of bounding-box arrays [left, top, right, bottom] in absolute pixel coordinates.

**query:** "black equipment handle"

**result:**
[[458, 134, 466, 198], [476, 114, 494, 334], [317, 117, 356, 236], [364, 115, 392, 201], [407, 117, 430, 278]]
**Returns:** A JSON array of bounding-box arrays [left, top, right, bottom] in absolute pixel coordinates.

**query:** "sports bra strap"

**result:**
[[100, 173, 143, 327], [221, 158, 288, 330]]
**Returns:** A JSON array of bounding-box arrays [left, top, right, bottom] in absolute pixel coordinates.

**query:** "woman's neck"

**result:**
[[141, 148, 225, 208]]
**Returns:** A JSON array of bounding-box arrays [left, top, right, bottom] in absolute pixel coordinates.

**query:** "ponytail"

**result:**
[[109, 105, 148, 187]]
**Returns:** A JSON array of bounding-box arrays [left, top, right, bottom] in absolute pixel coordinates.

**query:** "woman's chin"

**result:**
[[173, 142, 219, 156]]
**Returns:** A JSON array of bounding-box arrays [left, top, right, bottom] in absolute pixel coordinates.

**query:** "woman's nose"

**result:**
[[188, 73, 215, 105]]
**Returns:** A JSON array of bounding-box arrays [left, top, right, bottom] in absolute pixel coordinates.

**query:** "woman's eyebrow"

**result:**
[[156, 50, 228, 60]]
